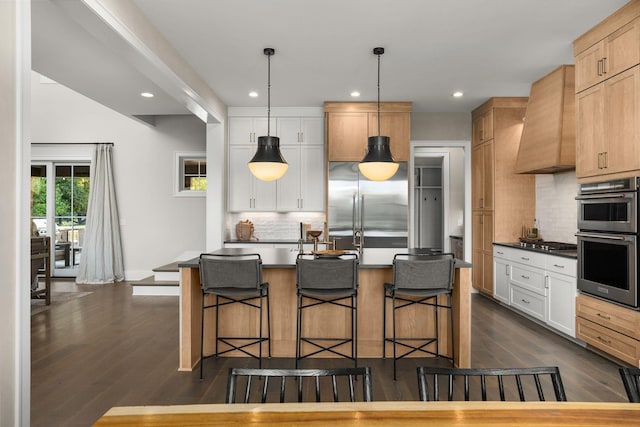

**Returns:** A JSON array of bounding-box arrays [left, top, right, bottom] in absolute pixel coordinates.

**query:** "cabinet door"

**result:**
[[546, 272, 576, 337], [228, 146, 254, 211], [482, 110, 494, 142], [471, 144, 484, 209], [253, 117, 277, 140], [368, 112, 410, 161], [327, 112, 369, 161], [575, 41, 605, 93], [605, 19, 640, 80], [277, 146, 301, 210], [493, 257, 510, 304], [253, 175, 277, 211], [300, 145, 325, 211], [229, 117, 255, 145], [472, 115, 483, 146], [277, 118, 302, 146], [576, 84, 605, 177], [482, 141, 494, 210], [472, 212, 484, 291], [604, 66, 640, 175], [300, 117, 324, 145]]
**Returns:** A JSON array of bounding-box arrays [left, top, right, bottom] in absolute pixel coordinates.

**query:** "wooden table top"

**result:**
[[94, 401, 640, 426]]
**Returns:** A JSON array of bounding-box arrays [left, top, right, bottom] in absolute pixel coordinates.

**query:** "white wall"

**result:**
[[535, 171, 578, 243], [31, 72, 207, 279]]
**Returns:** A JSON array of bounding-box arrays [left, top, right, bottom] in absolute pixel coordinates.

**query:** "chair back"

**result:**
[[619, 367, 640, 403], [392, 253, 454, 291], [417, 366, 567, 402], [296, 253, 358, 292], [199, 253, 263, 291], [226, 367, 372, 403]]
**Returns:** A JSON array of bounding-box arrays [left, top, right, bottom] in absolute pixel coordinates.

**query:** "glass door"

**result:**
[[30, 162, 90, 277]]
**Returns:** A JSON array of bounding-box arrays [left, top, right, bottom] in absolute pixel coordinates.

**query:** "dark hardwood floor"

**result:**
[[31, 282, 629, 426]]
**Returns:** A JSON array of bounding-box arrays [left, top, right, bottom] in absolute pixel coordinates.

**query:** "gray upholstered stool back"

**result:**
[[199, 253, 263, 291], [296, 254, 358, 292], [392, 253, 454, 291]]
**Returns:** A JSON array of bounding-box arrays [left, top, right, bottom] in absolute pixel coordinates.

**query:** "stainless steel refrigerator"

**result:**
[[328, 162, 408, 249]]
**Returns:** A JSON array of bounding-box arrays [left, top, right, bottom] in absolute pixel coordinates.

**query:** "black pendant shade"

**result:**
[[358, 47, 399, 181], [248, 47, 288, 181]]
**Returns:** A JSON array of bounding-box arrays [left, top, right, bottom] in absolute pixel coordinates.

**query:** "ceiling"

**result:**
[[31, 0, 629, 121]]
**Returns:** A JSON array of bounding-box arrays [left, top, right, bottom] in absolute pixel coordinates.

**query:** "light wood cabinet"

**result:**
[[471, 109, 493, 146], [574, 4, 640, 180], [325, 102, 412, 162], [472, 211, 493, 296], [575, 18, 640, 93], [472, 141, 494, 210], [471, 98, 535, 295], [576, 66, 640, 178], [576, 293, 640, 366]]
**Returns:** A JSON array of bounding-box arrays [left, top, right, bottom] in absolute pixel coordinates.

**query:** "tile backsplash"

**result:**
[[227, 212, 326, 241], [535, 171, 578, 243]]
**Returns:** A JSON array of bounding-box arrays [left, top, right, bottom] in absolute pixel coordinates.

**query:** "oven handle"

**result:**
[[575, 232, 632, 241], [575, 192, 632, 200]]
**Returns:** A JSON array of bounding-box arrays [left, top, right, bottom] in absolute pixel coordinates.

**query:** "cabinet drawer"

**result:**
[[510, 285, 546, 321], [510, 249, 546, 267], [510, 263, 546, 295], [576, 317, 640, 366], [493, 245, 515, 260], [576, 293, 640, 338], [546, 255, 576, 277]]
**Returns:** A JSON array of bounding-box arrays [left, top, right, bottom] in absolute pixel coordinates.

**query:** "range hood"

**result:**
[[515, 65, 575, 174]]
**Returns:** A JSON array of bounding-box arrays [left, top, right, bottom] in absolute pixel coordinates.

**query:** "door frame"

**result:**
[[409, 140, 471, 261]]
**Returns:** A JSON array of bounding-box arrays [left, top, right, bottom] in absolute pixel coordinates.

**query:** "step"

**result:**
[[131, 275, 179, 297], [152, 262, 180, 282]]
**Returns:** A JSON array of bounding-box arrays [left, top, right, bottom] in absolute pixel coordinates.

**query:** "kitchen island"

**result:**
[[178, 248, 472, 371]]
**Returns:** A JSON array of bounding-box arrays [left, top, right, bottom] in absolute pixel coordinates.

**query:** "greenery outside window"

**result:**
[[175, 152, 206, 196]]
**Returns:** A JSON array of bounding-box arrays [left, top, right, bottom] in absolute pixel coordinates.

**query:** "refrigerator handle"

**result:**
[[360, 194, 365, 239], [352, 193, 357, 246]]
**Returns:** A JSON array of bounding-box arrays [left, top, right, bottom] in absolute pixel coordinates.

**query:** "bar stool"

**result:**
[[295, 252, 359, 368], [199, 253, 271, 380], [383, 253, 455, 380]]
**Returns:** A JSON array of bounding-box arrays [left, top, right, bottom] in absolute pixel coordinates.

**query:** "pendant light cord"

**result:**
[[267, 51, 271, 136], [377, 51, 381, 136]]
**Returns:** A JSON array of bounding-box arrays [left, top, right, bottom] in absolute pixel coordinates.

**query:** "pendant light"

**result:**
[[248, 48, 288, 181], [358, 47, 399, 182]]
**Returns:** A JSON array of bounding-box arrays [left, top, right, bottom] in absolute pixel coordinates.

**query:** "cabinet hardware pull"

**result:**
[[497, 251, 503, 255], [596, 335, 611, 345], [602, 57, 607, 74], [300, 132, 304, 142], [521, 275, 530, 280], [596, 313, 611, 320], [545, 276, 549, 289], [603, 151, 607, 168], [521, 299, 530, 304], [479, 198, 484, 208], [553, 264, 565, 268], [300, 199, 303, 209], [505, 265, 510, 275], [521, 257, 530, 261], [597, 59, 602, 76]]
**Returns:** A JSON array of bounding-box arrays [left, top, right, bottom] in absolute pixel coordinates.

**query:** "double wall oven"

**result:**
[[576, 177, 639, 309]]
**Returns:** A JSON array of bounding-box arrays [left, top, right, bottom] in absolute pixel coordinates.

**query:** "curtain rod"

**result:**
[[31, 142, 114, 146]]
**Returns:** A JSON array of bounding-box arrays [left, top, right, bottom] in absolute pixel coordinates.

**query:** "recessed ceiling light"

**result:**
[[140, 92, 154, 98], [249, 91, 258, 97], [452, 91, 464, 98], [350, 91, 361, 97]]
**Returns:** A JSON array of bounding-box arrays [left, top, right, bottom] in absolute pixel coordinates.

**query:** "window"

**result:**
[[175, 152, 206, 196]]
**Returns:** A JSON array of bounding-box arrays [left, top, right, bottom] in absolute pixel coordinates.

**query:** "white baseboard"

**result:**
[[132, 285, 179, 297]]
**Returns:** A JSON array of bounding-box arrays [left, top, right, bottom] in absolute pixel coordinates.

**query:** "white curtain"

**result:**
[[77, 144, 124, 284]]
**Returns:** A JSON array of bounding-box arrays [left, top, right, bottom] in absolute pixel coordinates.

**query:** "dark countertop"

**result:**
[[225, 239, 309, 244], [494, 242, 577, 259], [179, 247, 472, 269]]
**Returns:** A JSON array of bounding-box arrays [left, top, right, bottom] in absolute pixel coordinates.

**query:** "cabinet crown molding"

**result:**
[[324, 101, 412, 113]]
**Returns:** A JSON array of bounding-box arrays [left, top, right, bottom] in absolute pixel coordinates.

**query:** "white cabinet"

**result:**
[[546, 255, 577, 337], [228, 146, 276, 211], [277, 117, 324, 145], [493, 247, 511, 304], [228, 115, 324, 212], [278, 145, 324, 211], [229, 117, 276, 145], [492, 245, 577, 338]]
